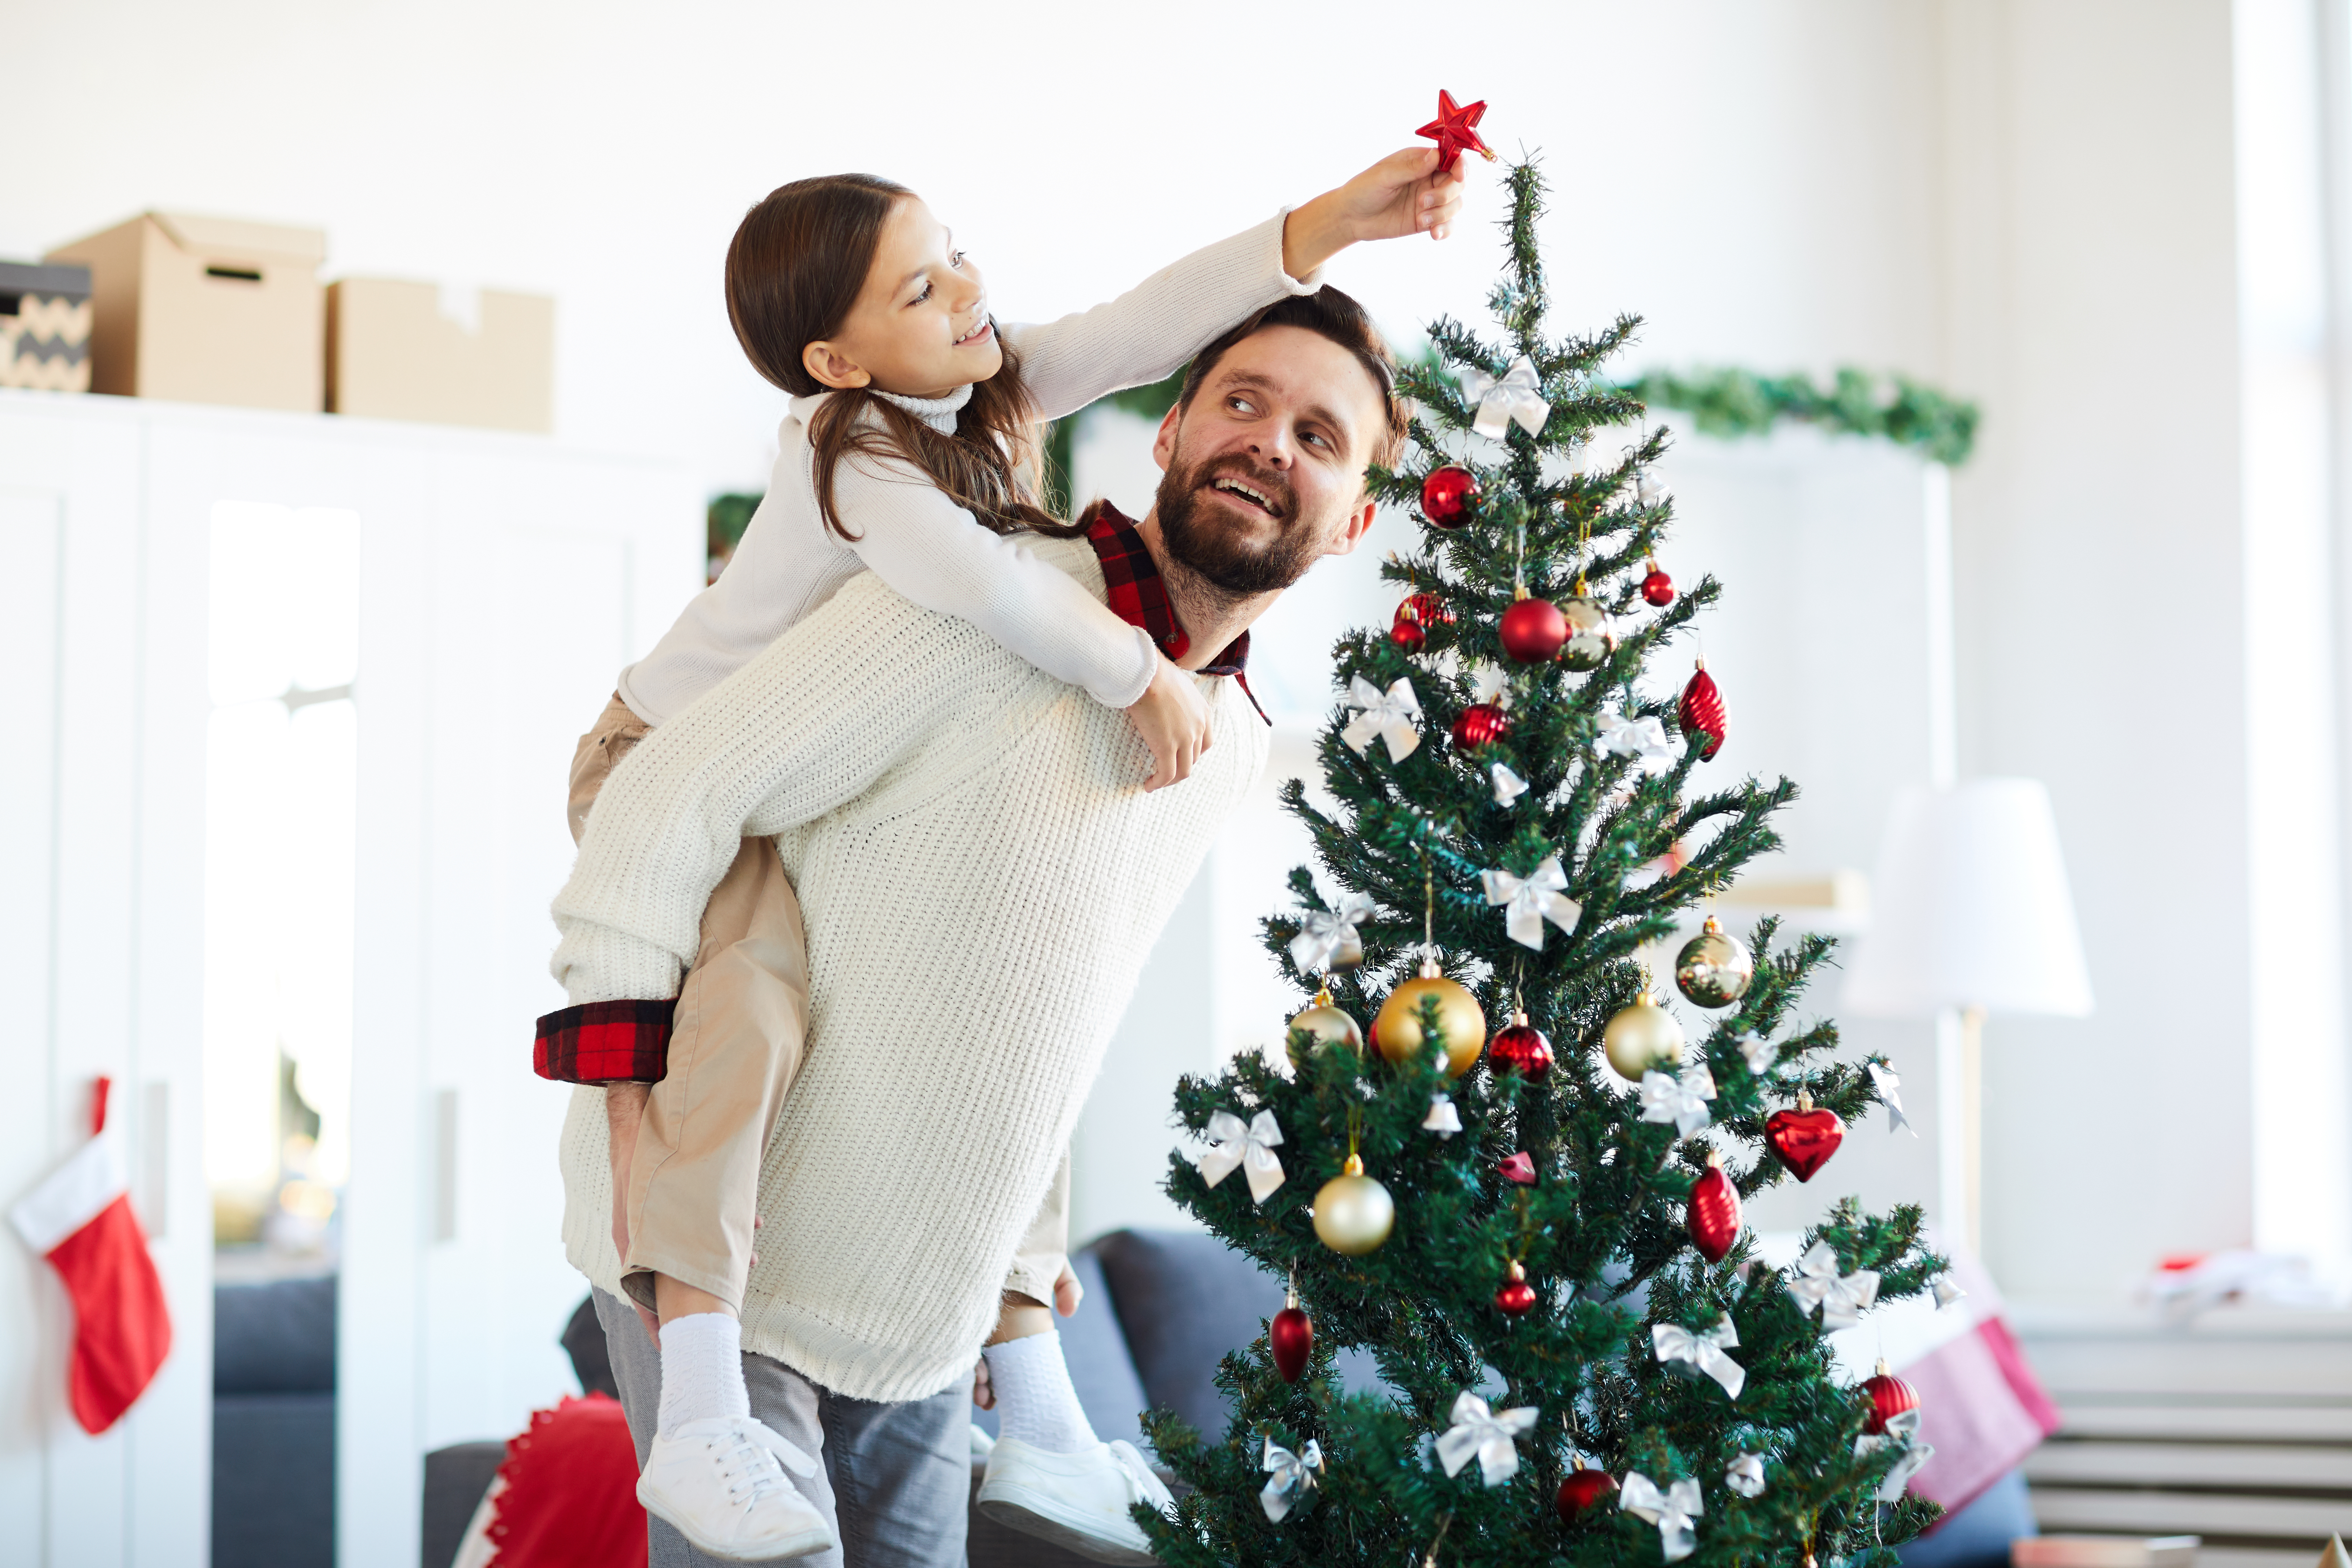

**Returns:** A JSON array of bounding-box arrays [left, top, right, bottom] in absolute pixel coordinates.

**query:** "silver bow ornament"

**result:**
[[1260, 1436, 1324, 1522], [1434, 1391, 1538, 1486], [1289, 893, 1376, 975], [1197, 1110, 1286, 1204], [1652, 1316, 1746, 1399], [1423, 1092, 1463, 1139], [1725, 1453, 1766, 1498], [1490, 762, 1529, 807], [1786, 1239, 1881, 1329], [1482, 856, 1580, 951], [1619, 1472, 1704, 1562], [1867, 1060, 1915, 1136], [1458, 356, 1552, 441], [1342, 675, 1422, 763], [1639, 1062, 1718, 1137], [1596, 708, 1677, 775], [1469, 663, 1513, 708], [1854, 1424, 1934, 1502], [1735, 1031, 1776, 1076]]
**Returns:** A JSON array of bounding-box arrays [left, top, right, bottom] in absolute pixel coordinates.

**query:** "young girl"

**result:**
[[552, 147, 1464, 1563]]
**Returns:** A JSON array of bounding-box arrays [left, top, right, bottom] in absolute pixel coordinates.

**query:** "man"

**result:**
[[547, 285, 1406, 1567]]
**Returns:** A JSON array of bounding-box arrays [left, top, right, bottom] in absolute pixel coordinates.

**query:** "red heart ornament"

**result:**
[[1687, 1157, 1742, 1263], [1270, 1301, 1313, 1383], [1766, 1097, 1844, 1182]]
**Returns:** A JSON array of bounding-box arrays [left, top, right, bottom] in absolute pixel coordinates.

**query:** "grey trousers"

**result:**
[[593, 1290, 972, 1568]]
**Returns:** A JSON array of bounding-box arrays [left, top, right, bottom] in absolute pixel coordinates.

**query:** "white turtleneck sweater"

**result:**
[[553, 536, 1269, 1401], [616, 211, 1319, 727]]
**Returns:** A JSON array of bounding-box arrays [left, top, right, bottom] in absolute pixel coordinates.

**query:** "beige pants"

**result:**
[[568, 694, 1069, 1314]]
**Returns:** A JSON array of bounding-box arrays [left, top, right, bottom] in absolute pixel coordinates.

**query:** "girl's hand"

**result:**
[[1283, 147, 1472, 276], [1125, 655, 1214, 791]]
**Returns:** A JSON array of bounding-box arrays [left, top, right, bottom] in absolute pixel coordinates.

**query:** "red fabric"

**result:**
[[1082, 500, 1268, 723], [486, 1394, 649, 1568], [1976, 1314, 2063, 1434], [534, 999, 675, 1084], [1903, 1317, 2062, 1518], [48, 1193, 173, 1434]]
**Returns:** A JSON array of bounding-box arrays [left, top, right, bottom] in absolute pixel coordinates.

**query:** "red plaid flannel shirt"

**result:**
[[534, 503, 1266, 1085]]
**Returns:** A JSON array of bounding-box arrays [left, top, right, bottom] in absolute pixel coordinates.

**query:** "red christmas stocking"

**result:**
[[9, 1082, 173, 1434]]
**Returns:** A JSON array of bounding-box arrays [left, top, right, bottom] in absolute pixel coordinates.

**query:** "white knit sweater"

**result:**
[[552, 538, 1268, 1401], [616, 211, 1318, 726]]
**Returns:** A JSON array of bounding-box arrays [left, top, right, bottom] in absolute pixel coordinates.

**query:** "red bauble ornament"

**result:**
[[1687, 1152, 1742, 1264], [1557, 1467, 1618, 1520], [1390, 614, 1427, 651], [1641, 562, 1675, 607], [1415, 89, 1496, 175], [1499, 595, 1569, 663], [1452, 703, 1511, 748], [1862, 1359, 1920, 1434], [1765, 1089, 1844, 1182], [1679, 662, 1727, 760], [1420, 465, 1480, 527], [1270, 1296, 1313, 1383], [1489, 1011, 1553, 1078], [1494, 1259, 1536, 1316], [1404, 591, 1455, 626]]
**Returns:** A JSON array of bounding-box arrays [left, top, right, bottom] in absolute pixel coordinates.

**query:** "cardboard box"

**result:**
[[2014, 1537, 2201, 1568], [0, 261, 93, 392], [45, 212, 325, 411], [326, 279, 553, 432]]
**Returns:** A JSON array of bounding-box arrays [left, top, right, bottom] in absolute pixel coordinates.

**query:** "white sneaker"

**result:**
[[637, 1415, 835, 1562], [976, 1435, 1174, 1566]]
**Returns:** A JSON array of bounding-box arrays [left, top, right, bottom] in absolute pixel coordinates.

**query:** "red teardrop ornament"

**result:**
[[1687, 1156, 1742, 1264], [1490, 1014, 1553, 1078], [1494, 1260, 1536, 1316], [1679, 664, 1727, 760], [1499, 596, 1569, 663], [1390, 614, 1427, 651], [1863, 1360, 1920, 1434], [1766, 1095, 1844, 1182], [1270, 1301, 1313, 1383], [1496, 1152, 1536, 1185], [1452, 703, 1511, 748], [1420, 466, 1480, 527], [1557, 1467, 1618, 1520], [1641, 566, 1675, 607]]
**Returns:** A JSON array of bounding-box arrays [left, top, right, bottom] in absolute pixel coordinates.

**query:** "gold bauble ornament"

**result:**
[[1288, 984, 1364, 1052], [1374, 959, 1488, 1077], [1674, 916, 1755, 1008], [1559, 578, 1616, 672], [1602, 986, 1686, 1079], [1312, 1153, 1395, 1255]]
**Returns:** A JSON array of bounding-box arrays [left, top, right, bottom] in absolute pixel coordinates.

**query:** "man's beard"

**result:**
[[1153, 450, 1330, 597]]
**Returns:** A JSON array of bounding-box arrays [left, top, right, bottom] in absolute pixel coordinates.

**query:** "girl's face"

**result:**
[[802, 196, 1000, 400]]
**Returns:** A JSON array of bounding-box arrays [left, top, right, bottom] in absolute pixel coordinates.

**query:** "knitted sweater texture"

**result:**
[[551, 538, 1267, 1401], [616, 210, 1318, 726]]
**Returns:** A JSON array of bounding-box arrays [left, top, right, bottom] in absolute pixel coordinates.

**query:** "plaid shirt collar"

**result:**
[[1084, 502, 1268, 724]]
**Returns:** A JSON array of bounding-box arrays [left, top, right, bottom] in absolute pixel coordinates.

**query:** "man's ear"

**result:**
[[1324, 495, 1380, 559], [802, 340, 872, 391], [1150, 401, 1185, 472]]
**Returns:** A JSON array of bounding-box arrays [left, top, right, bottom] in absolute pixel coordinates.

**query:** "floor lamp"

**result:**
[[1841, 779, 2094, 1257]]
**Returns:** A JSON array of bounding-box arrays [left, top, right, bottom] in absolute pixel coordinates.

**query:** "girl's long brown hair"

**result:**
[[724, 174, 1081, 542]]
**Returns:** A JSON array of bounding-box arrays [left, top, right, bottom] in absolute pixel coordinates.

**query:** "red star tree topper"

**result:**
[[1417, 89, 1497, 173]]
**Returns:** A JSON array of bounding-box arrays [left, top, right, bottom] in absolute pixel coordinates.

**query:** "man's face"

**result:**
[[1149, 325, 1384, 595]]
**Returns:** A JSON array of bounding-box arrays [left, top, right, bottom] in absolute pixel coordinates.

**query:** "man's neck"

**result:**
[[1133, 509, 1281, 670]]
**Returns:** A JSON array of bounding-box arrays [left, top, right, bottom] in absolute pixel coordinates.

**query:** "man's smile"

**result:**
[[1206, 474, 1285, 520]]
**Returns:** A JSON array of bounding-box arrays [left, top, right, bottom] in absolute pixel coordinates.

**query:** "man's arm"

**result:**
[[550, 572, 993, 1008]]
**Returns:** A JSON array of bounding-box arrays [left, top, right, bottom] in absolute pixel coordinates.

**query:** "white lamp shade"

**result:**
[[1841, 778, 2094, 1018]]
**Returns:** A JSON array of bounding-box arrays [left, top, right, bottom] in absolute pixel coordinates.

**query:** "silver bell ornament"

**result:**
[[1674, 916, 1755, 1008]]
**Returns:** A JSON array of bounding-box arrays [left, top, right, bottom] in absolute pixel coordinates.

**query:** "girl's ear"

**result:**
[[802, 339, 872, 391]]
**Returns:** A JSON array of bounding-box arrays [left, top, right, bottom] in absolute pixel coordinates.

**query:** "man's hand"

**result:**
[[1283, 147, 1472, 277], [1125, 655, 1213, 792]]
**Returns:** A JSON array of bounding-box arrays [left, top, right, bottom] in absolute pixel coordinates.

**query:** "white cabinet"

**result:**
[[0, 387, 700, 1567]]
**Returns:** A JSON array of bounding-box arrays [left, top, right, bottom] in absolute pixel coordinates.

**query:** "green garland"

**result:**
[[1625, 366, 1977, 466]]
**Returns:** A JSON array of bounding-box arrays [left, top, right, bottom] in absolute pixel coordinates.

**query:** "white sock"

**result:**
[[657, 1312, 751, 1434], [983, 1330, 1098, 1454]]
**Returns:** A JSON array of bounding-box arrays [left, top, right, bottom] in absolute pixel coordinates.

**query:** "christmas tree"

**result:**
[[1143, 160, 1947, 1568]]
